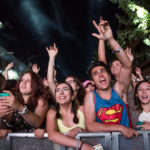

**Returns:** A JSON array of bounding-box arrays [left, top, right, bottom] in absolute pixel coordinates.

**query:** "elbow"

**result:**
[[86, 123, 94, 132], [48, 135, 53, 141], [48, 133, 55, 142]]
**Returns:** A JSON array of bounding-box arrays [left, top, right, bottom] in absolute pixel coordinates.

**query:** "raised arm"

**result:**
[[46, 43, 58, 98], [92, 20, 132, 96], [135, 67, 144, 81], [92, 17, 107, 64], [4, 62, 14, 80], [84, 91, 138, 138]]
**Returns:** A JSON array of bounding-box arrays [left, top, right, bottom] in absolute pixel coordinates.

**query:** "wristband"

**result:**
[[50, 60, 54, 65], [79, 142, 84, 150], [112, 47, 121, 53]]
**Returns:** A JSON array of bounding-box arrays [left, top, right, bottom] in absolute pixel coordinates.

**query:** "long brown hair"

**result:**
[[55, 81, 79, 124], [15, 71, 51, 111]]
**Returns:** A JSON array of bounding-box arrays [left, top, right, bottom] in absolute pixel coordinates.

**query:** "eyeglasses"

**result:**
[[66, 80, 76, 84]]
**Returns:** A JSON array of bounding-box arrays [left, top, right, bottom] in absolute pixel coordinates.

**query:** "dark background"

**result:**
[[0, 0, 118, 81]]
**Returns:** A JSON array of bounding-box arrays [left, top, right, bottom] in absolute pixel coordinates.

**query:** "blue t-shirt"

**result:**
[[93, 88, 129, 127]]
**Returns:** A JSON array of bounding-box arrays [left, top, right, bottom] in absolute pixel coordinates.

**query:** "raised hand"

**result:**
[[92, 17, 113, 41], [135, 67, 142, 76], [46, 43, 58, 58], [5, 62, 14, 71], [32, 63, 40, 74], [125, 47, 134, 62]]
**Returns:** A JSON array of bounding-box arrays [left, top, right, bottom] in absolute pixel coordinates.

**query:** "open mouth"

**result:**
[[141, 95, 149, 101], [99, 79, 106, 84], [59, 96, 66, 100]]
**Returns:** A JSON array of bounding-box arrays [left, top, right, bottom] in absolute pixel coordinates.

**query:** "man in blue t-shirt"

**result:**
[[84, 19, 138, 138]]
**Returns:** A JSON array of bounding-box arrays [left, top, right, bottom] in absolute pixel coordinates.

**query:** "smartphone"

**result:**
[[0, 93, 10, 97]]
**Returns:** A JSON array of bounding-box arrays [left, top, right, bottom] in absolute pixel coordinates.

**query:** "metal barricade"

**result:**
[[1, 131, 150, 150], [4, 133, 66, 150], [112, 131, 150, 150], [76, 132, 111, 150]]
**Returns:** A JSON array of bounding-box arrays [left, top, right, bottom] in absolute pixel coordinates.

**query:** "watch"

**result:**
[[18, 105, 29, 115]]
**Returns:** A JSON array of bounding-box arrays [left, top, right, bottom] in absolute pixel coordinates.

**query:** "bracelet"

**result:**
[[50, 60, 54, 65], [79, 142, 84, 150], [76, 140, 81, 150], [112, 47, 121, 53]]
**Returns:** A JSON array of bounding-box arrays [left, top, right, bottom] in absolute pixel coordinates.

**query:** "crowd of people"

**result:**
[[0, 17, 150, 150]]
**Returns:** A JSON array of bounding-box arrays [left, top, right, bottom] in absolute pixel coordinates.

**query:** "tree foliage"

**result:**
[[110, 0, 150, 62]]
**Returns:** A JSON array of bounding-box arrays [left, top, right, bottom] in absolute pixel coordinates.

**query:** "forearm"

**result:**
[[98, 40, 107, 64], [86, 121, 123, 132], [138, 74, 144, 81], [4, 70, 8, 80], [108, 38, 132, 69], [21, 111, 44, 128], [48, 131, 78, 148]]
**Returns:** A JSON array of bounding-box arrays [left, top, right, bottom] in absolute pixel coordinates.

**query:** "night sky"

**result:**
[[0, 0, 118, 81]]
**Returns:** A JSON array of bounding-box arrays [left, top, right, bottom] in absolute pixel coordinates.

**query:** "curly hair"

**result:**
[[55, 81, 79, 124], [65, 75, 85, 105], [134, 80, 150, 111], [15, 71, 51, 111]]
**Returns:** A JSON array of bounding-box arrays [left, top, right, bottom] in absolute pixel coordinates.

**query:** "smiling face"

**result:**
[[19, 73, 32, 96], [91, 66, 111, 90], [55, 83, 73, 105], [137, 82, 150, 105], [110, 60, 122, 78]]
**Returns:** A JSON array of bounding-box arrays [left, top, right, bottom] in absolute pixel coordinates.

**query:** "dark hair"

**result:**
[[15, 71, 51, 111], [4, 79, 17, 92], [55, 81, 79, 124], [87, 61, 111, 78], [0, 73, 6, 92], [134, 80, 150, 111], [65, 75, 85, 105], [109, 59, 120, 68]]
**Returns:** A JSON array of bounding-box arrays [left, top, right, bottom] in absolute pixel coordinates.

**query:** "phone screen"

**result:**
[[0, 93, 10, 97]]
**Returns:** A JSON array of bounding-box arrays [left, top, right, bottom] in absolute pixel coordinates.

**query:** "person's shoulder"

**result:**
[[79, 105, 84, 112], [47, 108, 57, 117], [37, 97, 48, 107]]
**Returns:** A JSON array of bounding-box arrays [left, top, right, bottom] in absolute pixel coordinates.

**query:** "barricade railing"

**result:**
[[0, 131, 150, 150]]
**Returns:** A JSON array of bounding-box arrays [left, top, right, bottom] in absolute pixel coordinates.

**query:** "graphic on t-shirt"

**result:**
[[96, 104, 123, 125]]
